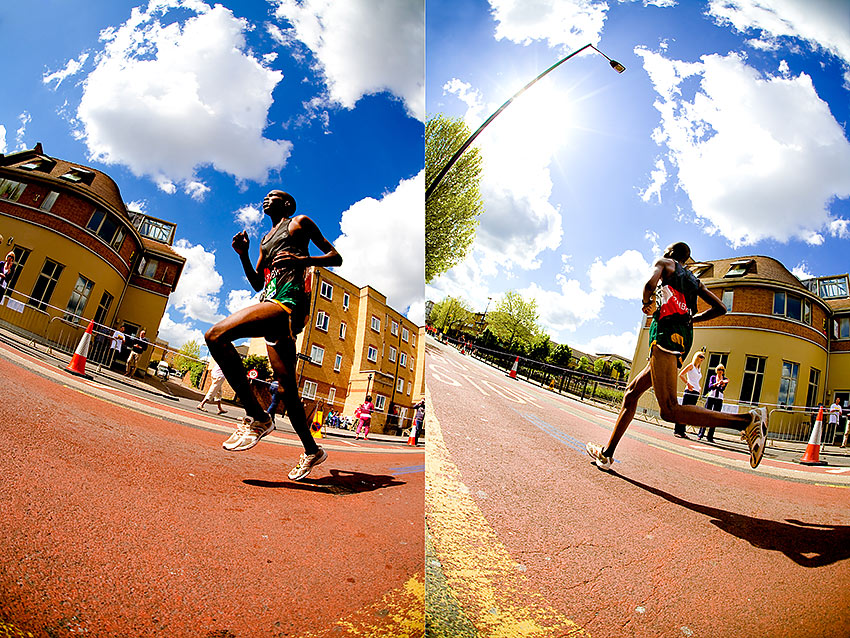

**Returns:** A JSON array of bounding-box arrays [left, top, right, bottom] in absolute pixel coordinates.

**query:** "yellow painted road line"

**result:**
[[425, 386, 590, 638], [306, 572, 425, 638]]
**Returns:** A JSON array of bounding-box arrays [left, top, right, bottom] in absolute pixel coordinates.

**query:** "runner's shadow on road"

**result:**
[[243, 468, 405, 496], [614, 473, 850, 568]]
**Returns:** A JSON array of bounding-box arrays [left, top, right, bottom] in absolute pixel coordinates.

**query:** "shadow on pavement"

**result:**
[[243, 468, 406, 495], [615, 473, 850, 568]]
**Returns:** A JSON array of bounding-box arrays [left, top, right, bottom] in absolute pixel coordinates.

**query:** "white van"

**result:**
[[156, 360, 170, 380]]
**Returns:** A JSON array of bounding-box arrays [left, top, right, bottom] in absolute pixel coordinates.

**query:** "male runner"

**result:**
[[586, 242, 768, 471], [205, 190, 341, 481]]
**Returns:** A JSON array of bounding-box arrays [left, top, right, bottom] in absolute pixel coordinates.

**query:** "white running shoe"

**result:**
[[223, 416, 275, 452], [586, 442, 613, 471], [743, 407, 768, 468], [288, 446, 328, 481]]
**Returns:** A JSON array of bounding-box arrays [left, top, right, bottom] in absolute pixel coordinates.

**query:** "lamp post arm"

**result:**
[[426, 43, 594, 201]]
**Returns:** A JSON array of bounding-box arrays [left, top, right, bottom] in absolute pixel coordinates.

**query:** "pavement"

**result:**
[[0, 327, 420, 452]]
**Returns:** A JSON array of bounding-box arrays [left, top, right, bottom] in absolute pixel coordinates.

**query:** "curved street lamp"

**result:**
[[426, 43, 625, 201]]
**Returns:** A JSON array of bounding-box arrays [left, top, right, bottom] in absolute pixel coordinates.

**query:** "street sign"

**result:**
[[297, 353, 311, 361], [248, 369, 258, 379]]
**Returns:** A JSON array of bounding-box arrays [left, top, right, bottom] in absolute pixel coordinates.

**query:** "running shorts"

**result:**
[[648, 316, 693, 367], [260, 277, 309, 341]]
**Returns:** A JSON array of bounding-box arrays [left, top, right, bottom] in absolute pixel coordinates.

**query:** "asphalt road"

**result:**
[[425, 337, 850, 638], [0, 339, 425, 638]]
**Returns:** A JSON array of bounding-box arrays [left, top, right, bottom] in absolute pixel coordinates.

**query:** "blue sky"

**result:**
[[0, 0, 424, 351], [426, 0, 850, 359]]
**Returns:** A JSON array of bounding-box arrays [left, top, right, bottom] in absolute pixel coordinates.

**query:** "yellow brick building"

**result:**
[[0, 144, 185, 372], [248, 266, 425, 434]]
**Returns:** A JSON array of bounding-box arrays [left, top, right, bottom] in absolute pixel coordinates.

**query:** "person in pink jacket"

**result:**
[[355, 395, 374, 440]]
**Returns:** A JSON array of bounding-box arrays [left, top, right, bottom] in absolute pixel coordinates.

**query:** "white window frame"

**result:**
[[371, 315, 380, 332], [315, 311, 329, 332], [367, 346, 378, 362], [375, 395, 386, 411], [320, 280, 333, 301], [343, 292, 350, 310], [302, 380, 318, 400], [334, 353, 342, 372], [407, 381, 412, 395], [310, 344, 325, 366], [391, 320, 399, 336], [339, 322, 347, 340], [399, 352, 408, 368], [396, 377, 404, 392], [328, 387, 336, 405], [389, 346, 397, 362], [402, 327, 409, 342], [40, 191, 59, 212]]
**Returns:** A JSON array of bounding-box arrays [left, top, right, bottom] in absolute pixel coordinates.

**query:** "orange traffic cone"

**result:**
[[407, 424, 417, 446], [65, 320, 94, 379], [509, 356, 519, 379], [799, 406, 828, 466]]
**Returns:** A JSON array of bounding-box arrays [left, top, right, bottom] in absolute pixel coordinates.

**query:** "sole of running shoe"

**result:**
[[229, 422, 276, 452], [288, 448, 328, 481]]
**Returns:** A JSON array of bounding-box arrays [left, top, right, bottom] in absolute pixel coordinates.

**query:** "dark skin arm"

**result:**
[[232, 215, 342, 292], [641, 256, 727, 323]]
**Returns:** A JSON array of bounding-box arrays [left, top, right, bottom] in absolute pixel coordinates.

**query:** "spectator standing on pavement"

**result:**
[[125, 328, 147, 377], [829, 397, 842, 446], [108, 323, 126, 369], [0, 251, 15, 298], [197, 360, 228, 414], [355, 395, 374, 440], [699, 364, 729, 442], [265, 379, 280, 422], [673, 350, 705, 438], [413, 398, 425, 444]]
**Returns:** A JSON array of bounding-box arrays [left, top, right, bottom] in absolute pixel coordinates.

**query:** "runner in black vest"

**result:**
[[586, 242, 768, 471], [205, 190, 341, 481]]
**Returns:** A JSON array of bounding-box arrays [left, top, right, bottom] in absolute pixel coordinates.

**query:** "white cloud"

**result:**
[[645, 230, 661, 256], [588, 250, 652, 300], [639, 157, 668, 203], [184, 181, 210, 201], [43, 52, 89, 89], [0, 126, 6, 154], [156, 310, 207, 350], [272, 0, 424, 121], [573, 328, 640, 360], [234, 204, 264, 237], [406, 299, 425, 325], [15, 112, 30, 150], [707, 0, 850, 66], [74, 2, 292, 193], [443, 78, 485, 121], [169, 238, 225, 324], [520, 276, 604, 337], [226, 288, 260, 314], [638, 48, 850, 247], [487, 0, 609, 50], [791, 262, 815, 280], [334, 171, 424, 319]]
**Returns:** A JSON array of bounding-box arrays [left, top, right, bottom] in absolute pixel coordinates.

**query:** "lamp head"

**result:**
[[609, 59, 626, 73]]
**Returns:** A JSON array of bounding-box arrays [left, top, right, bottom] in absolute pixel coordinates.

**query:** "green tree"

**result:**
[[528, 334, 552, 361], [611, 359, 627, 380], [550, 343, 572, 367], [425, 114, 484, 283], [173, 340, 207, 388], [593, 358, 610, 377], [429, 296, 474, 334], [487, 291, 540, 351], [578, 355, 593, 373]]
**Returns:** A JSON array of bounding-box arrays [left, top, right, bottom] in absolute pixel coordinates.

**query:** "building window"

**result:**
[[310, 345, 325, 366], [93, 290, 114, 327], [725, 260, 753, 278], [137, 217, 175, 244], [87, 210, 121, 245], [320, 280, 333, 300], [302, 380, 318, 400], [834, 317, 850, 339], [367, 346, 378, 362], [315, 311, 329, 332], [6, 246, 30, 292], [0, 179, 26, 202], [343, 292, 350, 310], [396, 377, 404, 392], [777, 361, 799, 406], [721, 289, 733, 311], [111, 228, 125, 251], [40, 191, 59, 212], [805, 368, 821, 408], [28, 258, 64, 311], [375, 395, 386, 411], [391, 320, 399, 336], [64, 275, 94, 322], [389, 346, 397, 362], [773, 291, 804, 322], [739, 356, 766, 405], [803, 300, 811, 325], [399, 352, 408, 368], [371, 316, 380, 332], [20, 158, 54, 172], [339, 322, 346, 340], [402, 327, 410, 342], [139, 257, 160, 279], [819, 276, 848, 299], [334, 353, 342, 372], [407, 381, 412, 395], [328, 387, 336, 405], [60, 168, 95, 184]]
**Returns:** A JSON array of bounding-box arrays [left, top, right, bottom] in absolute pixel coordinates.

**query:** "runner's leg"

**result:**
[[266, 336, 318, 455], [602, 362, 653, 457]]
